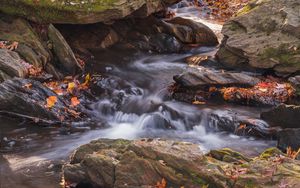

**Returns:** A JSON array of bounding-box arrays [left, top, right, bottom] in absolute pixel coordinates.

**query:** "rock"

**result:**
[[163, 17, 219, 45], [0, 14, 50, 68], [100, 29, 119, 49], [277, 128, 300, 151], [288, 75, 300, 97], [63, 139, 300, 188], [261, 104, 300, 128], [48, 24, 83, 74], [0, 70, 12, 82], [207, 109, 277, 138], [0, 0, 179, 24], [220, 82, 295, 106], [57, 23, 120, 51], [173, 67, 260, 89], [0, 49, 28, 79], [0, 78, 71, 121], [216, 0, 300, 75], [134, 33, 183, 53]]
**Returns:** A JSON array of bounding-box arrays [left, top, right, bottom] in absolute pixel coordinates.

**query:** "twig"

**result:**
[[0, 110, 63, 125]]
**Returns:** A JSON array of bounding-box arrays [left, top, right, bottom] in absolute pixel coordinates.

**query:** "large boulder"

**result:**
[[63, 139, 300, 188], [216, 0, 300, 75], [261, 104, 300, 128], [0, 0, 179, 24]]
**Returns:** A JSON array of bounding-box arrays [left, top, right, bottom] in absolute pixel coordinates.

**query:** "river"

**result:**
[[0, 3, 276, 188]]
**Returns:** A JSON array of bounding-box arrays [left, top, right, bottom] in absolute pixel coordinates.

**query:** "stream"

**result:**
[[0, 3, 276, 188]]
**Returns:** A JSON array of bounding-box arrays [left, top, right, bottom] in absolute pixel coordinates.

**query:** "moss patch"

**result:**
[[259, 44, 300, 66]]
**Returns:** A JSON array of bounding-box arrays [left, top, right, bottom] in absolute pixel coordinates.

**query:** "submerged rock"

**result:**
[[208, 109, 277, 138], [261, 104, 300, 128], [216, 0, 300, 75], [0, 0, 179, 24], [63, 139, 300, 188]]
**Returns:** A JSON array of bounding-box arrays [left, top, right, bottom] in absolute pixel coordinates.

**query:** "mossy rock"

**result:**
[[216, 0, 300, 75], [0, 0, 178, 24], [0, 14, 50, 68], [63, 139, 300, 188]]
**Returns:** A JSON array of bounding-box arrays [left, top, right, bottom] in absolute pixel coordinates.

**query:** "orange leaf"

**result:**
[[46, 96, 57, 108], [70, 97, 80, 107]]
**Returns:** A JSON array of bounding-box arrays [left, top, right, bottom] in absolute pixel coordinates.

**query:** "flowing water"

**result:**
[[0, 3, 276, 188]]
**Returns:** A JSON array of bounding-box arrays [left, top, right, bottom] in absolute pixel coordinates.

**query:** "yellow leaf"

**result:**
[[83, 73, 91, 86], [67, 82, 76, 93], [193, 101, 206, 105], [46, 96, 57, 108]]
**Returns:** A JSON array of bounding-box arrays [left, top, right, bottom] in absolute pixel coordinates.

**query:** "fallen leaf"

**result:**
[[67, 82, 76, 93], [70, 97, 80, 107], [286, 147, 300, 160], [46, 96, 57, 108], [156, 178, 167, 188], [83, 73, 91, 86], [193, 100, 206, 105]]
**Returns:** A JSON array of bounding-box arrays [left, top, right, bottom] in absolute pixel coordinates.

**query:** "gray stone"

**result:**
[[216, 0, 300, 75], [173, 67, 260, 88], [0, 49, 27, 78], [48, 24, 83, 74], [261, 104, 300, 128]]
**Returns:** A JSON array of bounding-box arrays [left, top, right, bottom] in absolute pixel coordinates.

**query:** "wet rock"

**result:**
[[0, 49, 28, 79], [0, 70, 12, 82], [100, 29, 119, 49], [288, 75, 300, 99], [48, 24, 83, 74], [261, 104, 300, 128], [220, 82, 295, 106], [207, 109, 277, 138], [133, 33, 183, 53], [277, 128, 300, 151], [143, 113, 174, 129], [63, 139, 300, 188], [0, 14, 50, 68], [0, 0, 179, 24], [0, 78, 70, 121], [57, 23, 120, 51], [163, 17, 218, 45], [173, 67, 260, 89], [216, 0, 300, 75]]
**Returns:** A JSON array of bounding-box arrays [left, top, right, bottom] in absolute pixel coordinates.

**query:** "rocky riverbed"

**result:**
[[0, 0, 300, 188]]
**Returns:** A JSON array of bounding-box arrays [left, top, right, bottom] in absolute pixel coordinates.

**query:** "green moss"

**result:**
[[259, 147, 283, 159], [236, 0, 259, 16], [259, 44, 300, 67], [0, 0, 126, 23], [209, 148, 251, 163], [190, 173, 209, 186]]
